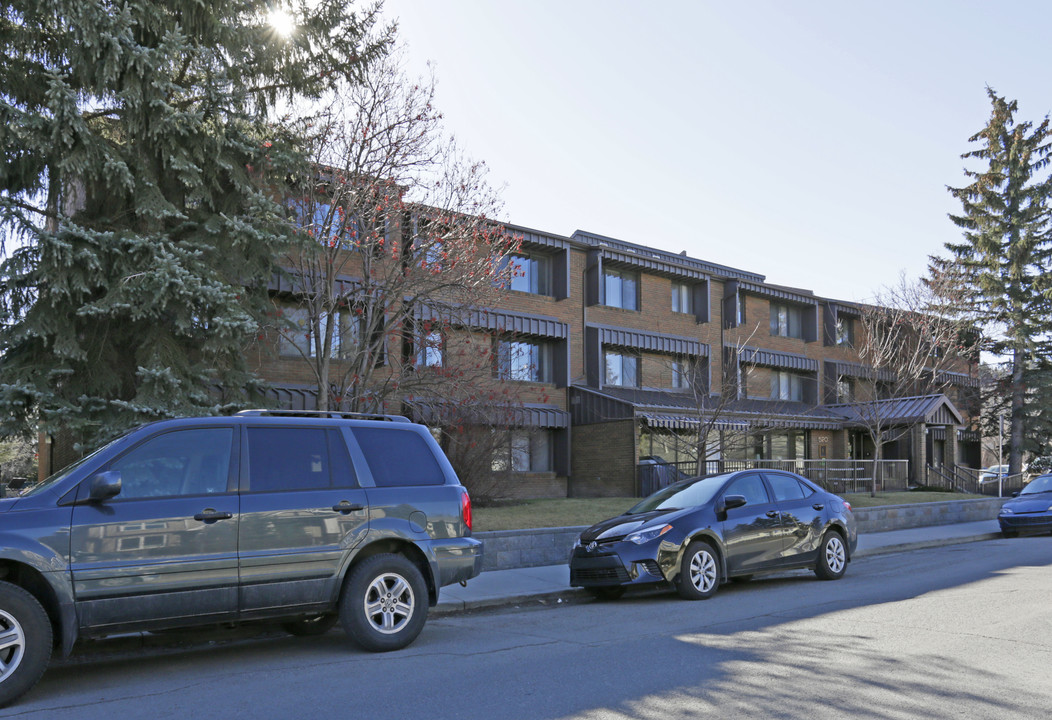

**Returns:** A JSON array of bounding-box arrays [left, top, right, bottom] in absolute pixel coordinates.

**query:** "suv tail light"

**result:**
[[460, 488, 473, 532]]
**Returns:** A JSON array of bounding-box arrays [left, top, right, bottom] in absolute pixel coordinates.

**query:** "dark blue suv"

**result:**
[[0, 410, 482, 706]]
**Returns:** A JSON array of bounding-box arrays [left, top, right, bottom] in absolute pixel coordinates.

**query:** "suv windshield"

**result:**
[[20, 436, 125, 498], [627, 474, 731, 514]]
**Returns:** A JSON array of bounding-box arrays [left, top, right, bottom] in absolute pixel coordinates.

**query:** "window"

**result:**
[[492, 430, 553, 473], [836, 318, 855, 347], [766, 473, 809, 502], [247, 427, 339, 492], [280, 305, 362, 360], [507, 253, 551, 295], [671, 282, 692, 314], [603, 268, 638, 310], [108, 428, 233, 499], [353, 428, 445, 486], [771, 370, 805, 401], [836, 377, 854, 403], [496, 339, 552, 383], [418, 329, 444, 368], [770, 303, 804, 339], [605, 351, 639, 387], [289, 198, 360, 250], [672, 359, 692, 389], [723, 473, 771, 506]]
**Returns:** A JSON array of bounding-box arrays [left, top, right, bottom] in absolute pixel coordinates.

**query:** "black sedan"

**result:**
[[569, 469, 858, 600], [998, 473, 1052, 537]]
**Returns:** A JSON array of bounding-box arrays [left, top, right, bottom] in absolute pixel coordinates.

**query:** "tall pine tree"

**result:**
[[0, 1, 388, 448], [938, 88, 1052, 475]]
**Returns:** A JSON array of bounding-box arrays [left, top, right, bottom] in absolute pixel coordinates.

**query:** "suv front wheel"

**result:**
[[0, 582, 52, 707], [340, 554, 428, 652]]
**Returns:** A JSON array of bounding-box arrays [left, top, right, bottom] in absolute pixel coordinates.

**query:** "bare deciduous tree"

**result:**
[[851, 271, 979, 494], [273, 49, 521, 413]]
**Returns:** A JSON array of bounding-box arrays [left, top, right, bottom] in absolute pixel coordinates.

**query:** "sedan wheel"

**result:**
[[676, 540, 719, 600], [814, 531, 847, 580], [340, 554, 428, 652]]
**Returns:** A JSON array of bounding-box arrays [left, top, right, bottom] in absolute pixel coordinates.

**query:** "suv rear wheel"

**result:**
[[0, 582, 52, 708], [340, 554, 427, 652]]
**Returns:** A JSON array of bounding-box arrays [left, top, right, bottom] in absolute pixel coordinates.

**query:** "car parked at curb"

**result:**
[[569, 469, 857, 601], [0, 410, 481, 707], [998, 473, 1052, 537]]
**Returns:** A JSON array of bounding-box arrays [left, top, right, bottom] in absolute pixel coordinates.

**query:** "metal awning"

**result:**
[[739, 346, 819, 373], [407, 399, 569, 428], [592, 324, 709, 357]]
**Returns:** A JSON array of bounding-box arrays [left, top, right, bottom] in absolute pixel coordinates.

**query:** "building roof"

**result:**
[[825, 394, 964, 427]]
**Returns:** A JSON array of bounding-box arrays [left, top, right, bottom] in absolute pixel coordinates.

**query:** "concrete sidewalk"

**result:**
[[433, 520, 1003, 615]]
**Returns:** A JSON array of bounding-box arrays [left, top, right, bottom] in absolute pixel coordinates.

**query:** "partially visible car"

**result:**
[[569, 469, 857, 601], [979, 464, 1010, 484], [998, 473, 1052, 537]]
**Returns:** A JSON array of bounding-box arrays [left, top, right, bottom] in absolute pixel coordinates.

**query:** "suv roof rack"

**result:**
[[236, 409, 411, 423]]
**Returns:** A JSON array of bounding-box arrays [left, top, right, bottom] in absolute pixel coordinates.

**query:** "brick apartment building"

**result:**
[[252, 219, 982, 500]]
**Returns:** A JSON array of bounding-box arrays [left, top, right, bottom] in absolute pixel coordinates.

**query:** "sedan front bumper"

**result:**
[[568, 543, 673, 588]]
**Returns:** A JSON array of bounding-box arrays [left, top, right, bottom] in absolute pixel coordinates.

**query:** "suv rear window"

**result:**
[[353, 428, 445, 487]]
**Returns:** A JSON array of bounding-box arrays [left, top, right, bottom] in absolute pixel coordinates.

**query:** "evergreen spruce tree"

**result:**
[[0, 1, 388, 448], [938, 88, 1052, 474]]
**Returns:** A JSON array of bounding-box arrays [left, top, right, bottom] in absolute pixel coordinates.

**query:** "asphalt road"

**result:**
[[6, 537, 1051, 719]]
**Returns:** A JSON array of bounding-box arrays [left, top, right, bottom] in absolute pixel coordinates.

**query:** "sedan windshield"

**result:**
[[1020, 475, 1052, 495], [627, 474, 732, 514]]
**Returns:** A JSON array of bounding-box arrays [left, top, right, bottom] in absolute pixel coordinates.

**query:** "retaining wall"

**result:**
[[474, 497, 1007, 572]]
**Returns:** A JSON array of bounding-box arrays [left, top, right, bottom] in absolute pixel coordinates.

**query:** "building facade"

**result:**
[[254, 220, 982, 499]]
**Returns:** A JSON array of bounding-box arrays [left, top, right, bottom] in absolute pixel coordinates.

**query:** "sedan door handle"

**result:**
[[194, 509, 233, 523], [812, 503, 825, 511], [332, 501, 365, 514], [765, 510, 780, 518]]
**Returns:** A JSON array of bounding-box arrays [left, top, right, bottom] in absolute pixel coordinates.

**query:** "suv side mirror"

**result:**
[[86, 471, 122, 503]]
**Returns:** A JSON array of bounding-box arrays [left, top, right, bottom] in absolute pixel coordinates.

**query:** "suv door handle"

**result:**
[[812, 503, 825, 511], [765, 510, 780, 518], [194, 509, 233, 523], [332, 501, 365, 514]]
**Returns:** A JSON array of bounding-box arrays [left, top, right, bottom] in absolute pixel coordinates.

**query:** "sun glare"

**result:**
[[268, 8, 296, 37]]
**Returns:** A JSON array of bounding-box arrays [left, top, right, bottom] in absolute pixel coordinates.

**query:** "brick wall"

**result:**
[[570, 420, 637, 497]]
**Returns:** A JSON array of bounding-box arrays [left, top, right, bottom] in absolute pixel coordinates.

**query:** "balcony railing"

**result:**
[[636, 458, 910, 497]]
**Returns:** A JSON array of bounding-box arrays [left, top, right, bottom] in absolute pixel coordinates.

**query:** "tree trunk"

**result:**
[[870, 429, 882, 498]]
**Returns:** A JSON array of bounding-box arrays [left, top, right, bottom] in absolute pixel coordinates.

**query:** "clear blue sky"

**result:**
[[380, 0, 1051, 303]]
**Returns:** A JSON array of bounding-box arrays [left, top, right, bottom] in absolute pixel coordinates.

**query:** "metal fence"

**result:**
[[924, 465, 1027, 497], [636, 458, 910, 497]]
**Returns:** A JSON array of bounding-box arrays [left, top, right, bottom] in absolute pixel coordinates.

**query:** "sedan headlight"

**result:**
[[1000, 508, 1014, 515], [625, 524, 673, 545]]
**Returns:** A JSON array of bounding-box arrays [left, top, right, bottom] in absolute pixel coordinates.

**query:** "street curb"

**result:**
[[854, 532, 1003, 559]]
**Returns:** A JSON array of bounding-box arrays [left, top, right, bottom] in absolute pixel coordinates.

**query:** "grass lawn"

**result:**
[[472, 490, 986, 532]]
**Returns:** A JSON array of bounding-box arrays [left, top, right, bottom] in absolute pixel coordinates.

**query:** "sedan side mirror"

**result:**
[[723, 494, 747, 511], [85, 471, 122, 503]]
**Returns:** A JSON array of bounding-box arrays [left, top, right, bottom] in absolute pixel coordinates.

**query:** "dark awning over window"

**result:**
[[417, 305, 568, 339], [593, 324, 709, 357], [739, 346, 818, 372], [826, 360, 896, 382], [407, 399, 569, 428]]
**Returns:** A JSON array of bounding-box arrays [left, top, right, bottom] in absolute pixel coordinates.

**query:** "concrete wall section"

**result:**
[[476, 497, 1008, 572]]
